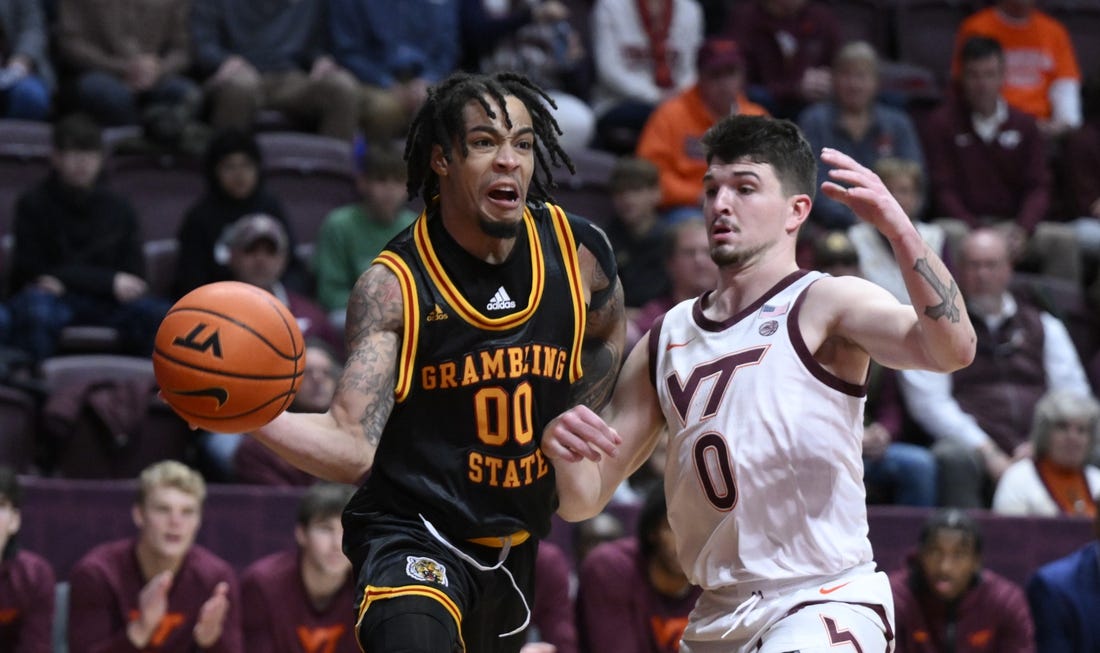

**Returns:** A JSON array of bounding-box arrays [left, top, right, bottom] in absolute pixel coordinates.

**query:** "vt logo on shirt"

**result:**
[[487, 287, 516, 310], [296, 624, 347, 653]]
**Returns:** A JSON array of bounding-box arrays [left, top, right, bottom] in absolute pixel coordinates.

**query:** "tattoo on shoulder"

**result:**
[[340, 266, 401, 447], [570, 279, 625, 410], [345, 266, 404, 349], [913, 258, 961, 323]]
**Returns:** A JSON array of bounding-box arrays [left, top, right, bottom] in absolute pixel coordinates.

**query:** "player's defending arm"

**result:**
[[544, 337, 666, 521], [249, 264, 401, 483], [817, 148, 976, 372]]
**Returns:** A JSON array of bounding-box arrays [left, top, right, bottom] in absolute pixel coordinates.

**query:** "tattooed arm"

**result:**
[[248, 264, 402, 483], [569, 240, 627, 412], [807, 148, 975, 375]]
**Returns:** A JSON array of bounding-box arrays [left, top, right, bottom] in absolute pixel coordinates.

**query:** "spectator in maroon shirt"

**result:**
[[0, 467, 55, 653], [890, 509, 1035, 653], [67, 460, 242, 653], [923, 36, 1079, 283], [721, 0, 841, 120], [577, 487, 701, 653], [241, 482, 358, 653], [234, 339, 342, 486]]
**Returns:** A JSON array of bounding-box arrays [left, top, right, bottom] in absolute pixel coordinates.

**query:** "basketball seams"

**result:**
[[155, 281, 306, 432], [152, 347, 305, 381], [166, 306, 302, 361]]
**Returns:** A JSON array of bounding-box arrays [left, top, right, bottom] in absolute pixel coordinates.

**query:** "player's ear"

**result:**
[[785, 194, 812, 233], [430, 145, 448, 176]]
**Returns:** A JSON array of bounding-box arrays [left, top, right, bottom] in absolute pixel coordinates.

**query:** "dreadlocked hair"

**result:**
[[404, 71, 574, 205]]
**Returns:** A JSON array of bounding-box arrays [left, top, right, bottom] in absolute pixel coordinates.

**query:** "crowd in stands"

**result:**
[[3, 0, 1100, 650]]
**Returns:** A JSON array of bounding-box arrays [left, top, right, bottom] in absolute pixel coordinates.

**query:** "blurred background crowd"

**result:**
[[1, 0, 1100, 651]]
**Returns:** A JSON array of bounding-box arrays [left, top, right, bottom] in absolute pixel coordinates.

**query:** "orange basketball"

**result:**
[[153, 281, 305, 433]]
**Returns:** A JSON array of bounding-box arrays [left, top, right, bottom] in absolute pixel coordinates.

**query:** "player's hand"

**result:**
[[128, 570, 172, 648], [520, 643, 557, 653], [193, 581, 230, 648], [819, 148, 911, 241], [541, 405, 620, 463]]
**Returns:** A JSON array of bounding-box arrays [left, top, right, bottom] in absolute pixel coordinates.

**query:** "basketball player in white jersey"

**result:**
[[541, 115, 976, 653]]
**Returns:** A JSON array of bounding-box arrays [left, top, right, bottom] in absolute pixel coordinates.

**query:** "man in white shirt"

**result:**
[[899, 228, 1090, 507]]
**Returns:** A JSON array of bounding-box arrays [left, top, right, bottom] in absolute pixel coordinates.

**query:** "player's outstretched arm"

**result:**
[[819, 148, 976, 372], [249, 264, 401, 483], [545, 337, 665, 521]]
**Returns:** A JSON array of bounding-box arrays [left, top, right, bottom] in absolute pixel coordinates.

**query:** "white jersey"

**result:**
[[651, 270, 873, 591]]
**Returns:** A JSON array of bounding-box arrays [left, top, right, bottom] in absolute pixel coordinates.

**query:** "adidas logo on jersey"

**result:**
[[426, 304, 448, 322], [486, 287, 516, 310]]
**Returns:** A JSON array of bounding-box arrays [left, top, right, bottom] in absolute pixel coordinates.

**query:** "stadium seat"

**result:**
[[550, 146, 617, 228], [824, 0, 894, 57], [892, 0, 978, 87], [143, 238, 179, 299], [0, 119, 52, 243], [0, 383, 38, 473], [257, 133, 358, 246], [106, 152, 204, 241], [38, 355, 194, 479]]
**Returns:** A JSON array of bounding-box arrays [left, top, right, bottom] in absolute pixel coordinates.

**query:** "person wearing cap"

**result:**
[[797, 41, 925, 232], [198, 213, 342, 481], [636, 36, 768, 223], [889, 509, 1034, 652]]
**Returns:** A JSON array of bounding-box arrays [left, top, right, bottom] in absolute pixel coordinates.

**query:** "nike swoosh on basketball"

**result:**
[[666, 337, 696, 351], [819, 581, 851, 595], [172, 387, 229, 408]]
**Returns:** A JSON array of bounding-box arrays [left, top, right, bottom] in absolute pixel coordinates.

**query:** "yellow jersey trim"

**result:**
[[413, 209, 545, 331], [374, 252, 419, 402], [355, 584, 466, 652], [545, 203, 587, 384]]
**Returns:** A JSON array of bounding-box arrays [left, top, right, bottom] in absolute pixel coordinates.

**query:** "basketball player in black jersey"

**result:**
[[248, 72, 626, 653]]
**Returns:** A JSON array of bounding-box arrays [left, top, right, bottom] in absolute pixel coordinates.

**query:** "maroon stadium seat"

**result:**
[[38, 355, 194, 479]]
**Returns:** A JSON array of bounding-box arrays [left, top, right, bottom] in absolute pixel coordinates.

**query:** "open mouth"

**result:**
[[488, 188, 519, 202]]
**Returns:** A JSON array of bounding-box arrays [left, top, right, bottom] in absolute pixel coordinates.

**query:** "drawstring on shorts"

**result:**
[[419, 514, 532, 638]]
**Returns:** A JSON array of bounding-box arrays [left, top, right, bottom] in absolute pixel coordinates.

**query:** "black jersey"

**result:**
[[347, 202, 589, 541]]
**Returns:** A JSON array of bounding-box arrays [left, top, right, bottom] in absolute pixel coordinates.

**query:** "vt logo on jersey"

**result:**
[[128, 610, 186, 646], [172, 323, 223, 358], [666, 347, 769, 424], [486, 286, 516, 310]]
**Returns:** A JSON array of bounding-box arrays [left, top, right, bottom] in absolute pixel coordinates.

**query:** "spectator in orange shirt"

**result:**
[[636, 37, 767, 222], [952, 0, 1081, 137]]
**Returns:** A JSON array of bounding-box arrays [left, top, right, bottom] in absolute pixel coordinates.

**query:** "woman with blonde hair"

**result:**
[[992, 389, 1100, 517]]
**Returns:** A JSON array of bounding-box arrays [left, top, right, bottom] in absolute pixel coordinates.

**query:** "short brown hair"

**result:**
[[609, 156, 659, 193]]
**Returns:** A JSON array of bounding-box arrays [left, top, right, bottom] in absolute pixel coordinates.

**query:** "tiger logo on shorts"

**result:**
[[406, 556, 449, 586]]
